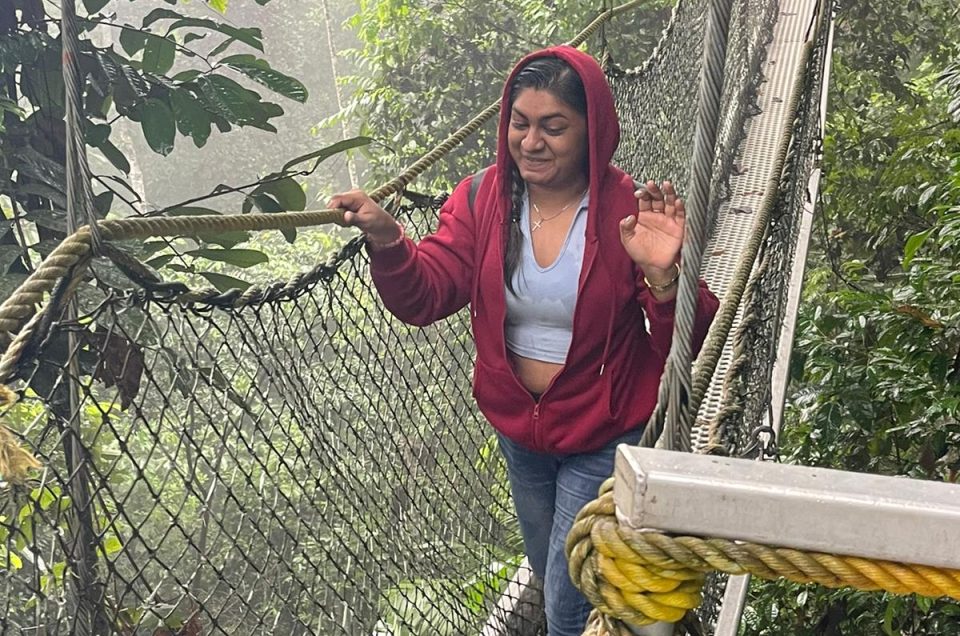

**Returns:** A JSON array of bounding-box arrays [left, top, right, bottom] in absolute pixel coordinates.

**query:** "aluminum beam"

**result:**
[[614, 446, 960, 570]]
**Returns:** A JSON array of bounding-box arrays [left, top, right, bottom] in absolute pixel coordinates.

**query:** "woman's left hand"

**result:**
[[619, 179, 685, 282]]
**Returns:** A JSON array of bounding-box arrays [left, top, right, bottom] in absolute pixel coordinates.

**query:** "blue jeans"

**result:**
[[498, 429, 642, 636]]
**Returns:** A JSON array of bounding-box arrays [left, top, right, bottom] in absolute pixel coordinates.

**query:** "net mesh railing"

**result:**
[[2, 204, 514, 635], [712, 0, 828, 459], [0, 0, 822, 633]]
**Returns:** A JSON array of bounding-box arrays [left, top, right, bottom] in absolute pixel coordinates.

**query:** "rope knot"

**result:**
[[566, 478, 706, 632]]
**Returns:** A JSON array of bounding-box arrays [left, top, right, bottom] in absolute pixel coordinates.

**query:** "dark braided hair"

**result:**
[[504, 57, 588, 295]]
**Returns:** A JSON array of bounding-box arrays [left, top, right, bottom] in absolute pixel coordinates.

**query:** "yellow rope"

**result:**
[[567, 478, 960, 632]]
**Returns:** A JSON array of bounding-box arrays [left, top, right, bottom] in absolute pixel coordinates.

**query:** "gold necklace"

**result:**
[[531, 188, 588, 232]]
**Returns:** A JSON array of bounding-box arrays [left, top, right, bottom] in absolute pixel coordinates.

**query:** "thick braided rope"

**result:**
[[643, 0, 734, 455], [641, 0, 817, 451], [62, 0, 102, 251], [567, 479, 960, 631], [696, 0, 824, 451], [0, 0, 647, 482], [0, 1, 645, 363]]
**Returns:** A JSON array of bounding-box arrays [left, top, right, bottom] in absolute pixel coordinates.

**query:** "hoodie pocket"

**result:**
[[472, 357, 530, 430]]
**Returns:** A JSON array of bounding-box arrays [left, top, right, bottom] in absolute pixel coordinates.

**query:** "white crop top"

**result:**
[[504, 191, 589, 364]]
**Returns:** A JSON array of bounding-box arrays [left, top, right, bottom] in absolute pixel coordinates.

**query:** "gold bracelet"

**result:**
[[643, 262, 681, 293]]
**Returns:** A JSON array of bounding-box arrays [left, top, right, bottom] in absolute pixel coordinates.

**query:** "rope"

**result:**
[[62, 0, 102, 252], [645, 0, 735, 455], [567, 479, 960, 630], [572, 1, 829, 630], [696, 0, 824, 451], [0, 0, 645, 381], [0, 0, 649, 490]]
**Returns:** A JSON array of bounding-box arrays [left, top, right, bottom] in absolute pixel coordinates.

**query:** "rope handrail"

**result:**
[[639, 0, 819, 449], [0, 0, 656, 489], [0, 0, 649, 383], [567, 479, 960, 629], [652, 0, 735, 454]]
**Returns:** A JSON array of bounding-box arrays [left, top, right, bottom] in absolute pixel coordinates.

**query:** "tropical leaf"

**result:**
[[195, 74, 281, 130], [198, 271, 251, 292], [282, 136, 373, 172], [186, 248, 268, 268], [139, 98, 176, 155], [141, 34, 176, 75], [220, 54, 307, 103], [119, 28, 148, 57], [83, 0, 111, 13], [169, 88, 214, 147], [142, 9, 263, 52], [94, 139, 132, 174], [261, 177, 306, 211]]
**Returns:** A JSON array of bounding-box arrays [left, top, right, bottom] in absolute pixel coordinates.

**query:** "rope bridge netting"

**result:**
[[0, 0, 824, 633]]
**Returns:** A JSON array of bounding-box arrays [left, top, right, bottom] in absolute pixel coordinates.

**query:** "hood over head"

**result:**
[[495, 45, 621, 215]]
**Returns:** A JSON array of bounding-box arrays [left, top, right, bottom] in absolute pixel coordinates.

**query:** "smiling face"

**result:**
[[507, 88, 588, 192]]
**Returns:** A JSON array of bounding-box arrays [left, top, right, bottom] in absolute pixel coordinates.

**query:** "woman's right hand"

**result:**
[[328, 190, 402, 245]]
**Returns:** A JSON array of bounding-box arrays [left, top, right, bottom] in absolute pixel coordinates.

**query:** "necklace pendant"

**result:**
[[532, 218, 543, 231]]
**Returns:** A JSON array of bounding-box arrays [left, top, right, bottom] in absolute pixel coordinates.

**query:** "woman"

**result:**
[[329, 45, 719, 635]]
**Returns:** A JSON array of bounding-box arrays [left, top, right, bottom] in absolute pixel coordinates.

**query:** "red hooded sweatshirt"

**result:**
[[368, 46, 719, 453]]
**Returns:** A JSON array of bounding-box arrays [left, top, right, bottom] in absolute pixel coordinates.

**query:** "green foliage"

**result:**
[[0, 0, 369, 296], [327, 0, 671, 190], [745, 1, 960, 632]]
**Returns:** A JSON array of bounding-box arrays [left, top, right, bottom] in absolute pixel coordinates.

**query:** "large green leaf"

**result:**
[[82, 0, 111, 14], [95, 139, 132, 174], [119, 28, 148, 57], [142, 34, 176, 75], [198, 271, 251, 292], [165, 206, 222, 216], [85, 123, 111, 146], [901, 228, 934, 269], [195, 74, 282, 130], [93, 191, 113, 218], [142, 9, 263, 52], [169, 89, 213, 147], [261, 177, 306, 211], [139, 98, 176, 155], [282, 136, 373, 172], [96, 51, 151, 114], [220, 54, 308, 103], [242, 192, 283, 214], [197, 230, 250, 248], [186, 248, 268, 268]]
